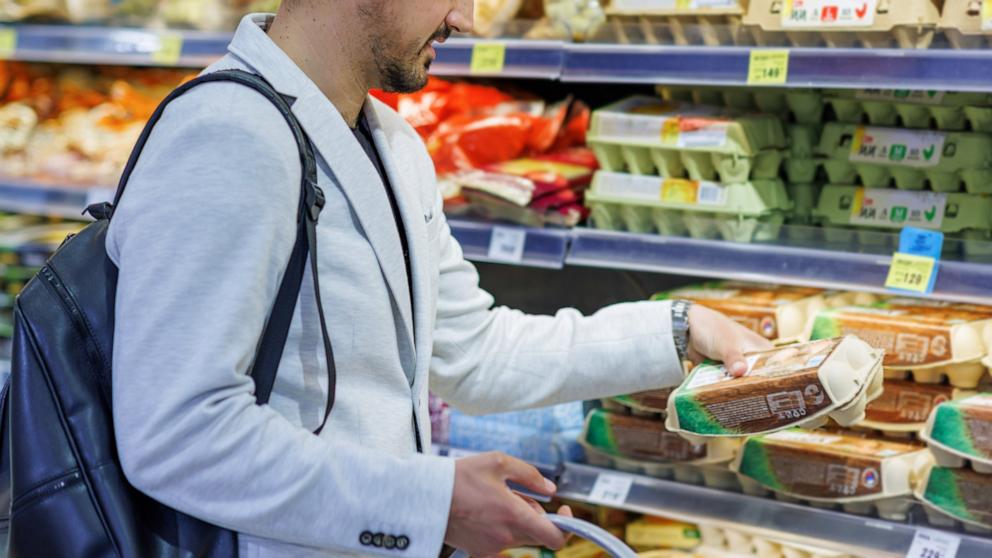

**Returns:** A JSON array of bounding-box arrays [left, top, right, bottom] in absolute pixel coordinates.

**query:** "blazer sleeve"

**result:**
[[108, 84, 454, 556], [428, 199, 685, 416]]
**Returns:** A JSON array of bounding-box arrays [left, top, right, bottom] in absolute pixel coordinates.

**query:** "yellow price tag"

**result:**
[[747, 50, 789, 85], [152, 33, 184, 65], [984, 0, 992, 30], [661, 119, 681, 146], [676, 0, 692, 8], [470, 42, 506, 74], [0, 28, 17, 60], [885, 253, 936, 293]]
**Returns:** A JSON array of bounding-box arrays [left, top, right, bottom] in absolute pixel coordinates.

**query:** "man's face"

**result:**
[[358, 0, 473, 93]]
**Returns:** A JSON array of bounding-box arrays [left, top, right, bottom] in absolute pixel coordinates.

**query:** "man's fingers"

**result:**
[[498, 454, 556, 497], [516, 493, 545, 515], [522, 508, 566, 551]]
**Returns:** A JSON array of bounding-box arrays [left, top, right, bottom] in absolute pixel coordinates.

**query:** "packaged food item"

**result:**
[[743, 0, 941, 49], [657, 86, 826, 127], [921, 393, 992, 473], [813, 186, 992, 254], [544, 0, 607, 41], [784, 125, 822, 184], [500, 547, 555, 558], [698, 525, 855, 558], [625, 516, 701, 551], [862, 380, 970, 434], [916, 464, 992, 532], [666, 337, 884, 442], [587, 97, 787, 184], [604, 0, 748, 47], [603, 388, 674, 417], [474, 0, 525, 37], [825, 89, 992, 133], [815, 123, 992, 194], [585, 172, 791, 242], [652, 282, 828, 344], [0, 0, 113, 23], [810, 298, 992, 388], [733, 429, 930, 520], [580, 409, 740, 489], [941, 0, 992, 49]]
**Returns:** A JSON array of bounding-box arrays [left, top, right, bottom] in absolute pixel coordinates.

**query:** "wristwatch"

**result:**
[[670, 299, 693, 363]]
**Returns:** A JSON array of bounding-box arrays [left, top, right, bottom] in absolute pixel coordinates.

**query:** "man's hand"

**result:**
[[687, 304, 774, 377], [446, 452, 572, 557]]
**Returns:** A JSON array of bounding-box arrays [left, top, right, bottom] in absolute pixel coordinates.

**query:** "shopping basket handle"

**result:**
[[449, 514, 639, 558]]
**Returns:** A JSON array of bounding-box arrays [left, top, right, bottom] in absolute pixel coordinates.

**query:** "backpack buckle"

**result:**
[[305, 181, 325, 222], [83, 202, 114, 220]]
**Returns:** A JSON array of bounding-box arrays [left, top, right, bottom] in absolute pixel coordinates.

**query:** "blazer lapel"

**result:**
[[364, 102, 431, 364], [292, 93, 416, 356]]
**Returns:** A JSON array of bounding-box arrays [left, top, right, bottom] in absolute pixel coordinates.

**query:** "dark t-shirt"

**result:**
[[351, 111, 413, 304]]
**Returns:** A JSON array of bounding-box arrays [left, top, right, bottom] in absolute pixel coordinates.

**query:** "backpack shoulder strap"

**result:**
[[105, 69, 336, 433]]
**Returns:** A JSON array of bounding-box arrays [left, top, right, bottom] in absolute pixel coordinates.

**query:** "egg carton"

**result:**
[[581, 408, 740, 464], [816, 124, 992, 193], [652, 281, 830, 344], [916, 464, 992, 532], [586, 172, 792, 242], [785, 183, 820, 230], [860, 380, 973, 435], [920, 393, 992, 474], [743, 0, 941, 49], [582, 444, 743, 491], [941, 0, 992, 49], [657, 86, 826, 126], [603, 388, 675, 418], [825, 90, 992, 133], [814, 186, 992, 239], [667, 337, 885, 443], [812, 299, 992, 389], [605, 0, 750, 46], [732, 429, 932, 522], [698, 525, 854, 558], [588, 96, 788, 183]]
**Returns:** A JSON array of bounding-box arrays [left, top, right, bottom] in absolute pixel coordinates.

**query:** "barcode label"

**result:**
[[487, 226, 527, 263], [696, 181, 726, 205]]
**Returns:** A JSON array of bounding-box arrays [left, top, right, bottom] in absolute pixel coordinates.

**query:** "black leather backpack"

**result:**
[[0, 70, 336, 557]]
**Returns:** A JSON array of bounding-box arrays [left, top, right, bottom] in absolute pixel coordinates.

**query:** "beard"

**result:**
[[371, 23, 452, 94]]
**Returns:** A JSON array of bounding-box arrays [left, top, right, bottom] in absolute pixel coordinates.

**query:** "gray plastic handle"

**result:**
[[450, 514, 639, 558]]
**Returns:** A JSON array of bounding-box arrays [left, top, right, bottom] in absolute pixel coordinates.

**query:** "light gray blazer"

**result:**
[[107, 13, 683, 558]]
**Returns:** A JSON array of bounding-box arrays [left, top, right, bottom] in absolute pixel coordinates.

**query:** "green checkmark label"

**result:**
[[923, 145, 936, 160], [925, 206, 937, 222]]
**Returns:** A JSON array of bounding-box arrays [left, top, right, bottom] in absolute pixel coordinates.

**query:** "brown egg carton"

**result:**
[[940, 0, 992, 49], [582, 443, 743, 492], [605, 0, 751, 46], [743, 0, 942, 49]]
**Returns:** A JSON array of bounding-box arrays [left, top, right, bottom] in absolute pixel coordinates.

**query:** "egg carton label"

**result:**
[[849, 188, 947, 230], [740, 431, 923, 499], [595, 99, 725, 141], [612, 419, 710, 461], [866, 381, 955, 424], [849, 126, 946, 168], [661, 179, 728, 206], [923, 467, 992, 527], [855, 90, 947, 105], [615, 388, 674, 413], [782, 0, 878, 28], [596, 173, 728, 207], [661, 117, 730, 149], [983, 0, 992, 32]]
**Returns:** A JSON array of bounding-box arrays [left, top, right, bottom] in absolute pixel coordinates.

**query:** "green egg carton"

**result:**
[[815, 185, 992, 233], [826, 90, 992, 133], [588, 96, 788, 183], [657, 86, 825, 126], [585, 170, 792, 243], [786, 183, 820, 225], [785, 124, 823, 183], [816, 123, 992, 193]]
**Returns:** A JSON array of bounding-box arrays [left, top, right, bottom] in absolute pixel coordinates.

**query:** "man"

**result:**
[[108, 1, 770, 556]]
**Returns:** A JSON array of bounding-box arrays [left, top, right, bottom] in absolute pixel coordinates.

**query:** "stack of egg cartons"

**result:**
[[584, 92, 791, 243], [918, 393, 992, 532], [812, 90, 992, 260]]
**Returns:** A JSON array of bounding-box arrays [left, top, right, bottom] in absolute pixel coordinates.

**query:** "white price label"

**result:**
[[849, 126, 946, 169], [487, 226, 526, 263], [587, 473, 633, 507], [84, 187, 115, 210], [905, 530, 960, 558], [782, 0, 877, 28]]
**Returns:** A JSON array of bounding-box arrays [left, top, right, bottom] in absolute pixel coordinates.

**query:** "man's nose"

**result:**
[[446, 0, 474, 34]]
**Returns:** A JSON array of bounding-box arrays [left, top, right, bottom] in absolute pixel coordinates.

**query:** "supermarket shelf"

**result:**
[[430, 39, 565, 80], [0, 179, 101, 219], [557, 462, 992, 558], [567, 228, 992, 306], [562, 45, 992, 91], [7, 23, 992, 90], [0, 24, 230, 67], [446, 218, 570, 269]]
